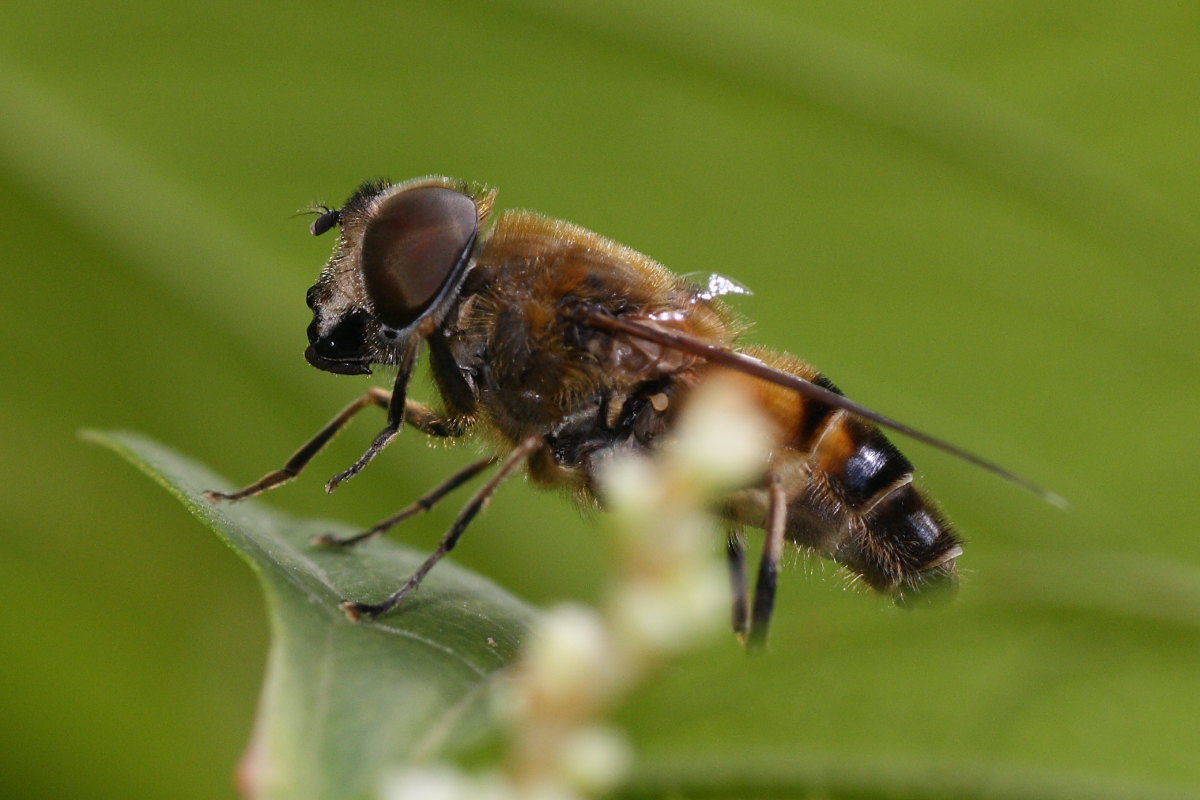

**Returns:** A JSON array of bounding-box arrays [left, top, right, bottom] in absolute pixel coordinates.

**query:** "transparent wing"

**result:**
[[681, 271, 754, 301], [566, 304, 1067, 509]]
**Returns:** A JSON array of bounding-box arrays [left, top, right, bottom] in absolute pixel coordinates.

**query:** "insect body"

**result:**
[[208, 175, 1045, 647]]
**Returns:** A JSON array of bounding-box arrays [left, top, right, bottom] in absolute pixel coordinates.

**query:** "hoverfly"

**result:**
[[207, 175, 1059, 647]]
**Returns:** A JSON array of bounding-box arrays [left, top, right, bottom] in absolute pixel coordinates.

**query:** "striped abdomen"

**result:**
[[718, 347, 963, 599]]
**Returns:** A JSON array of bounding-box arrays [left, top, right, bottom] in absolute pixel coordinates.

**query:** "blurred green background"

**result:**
[[3, 1, 1199, 798]]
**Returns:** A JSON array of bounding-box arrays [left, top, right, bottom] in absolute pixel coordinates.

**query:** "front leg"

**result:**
[[206, 391, 468, 503], [403, 399, 472, 438], [324, 345, 418, 493], [205, 388, 392, 503]]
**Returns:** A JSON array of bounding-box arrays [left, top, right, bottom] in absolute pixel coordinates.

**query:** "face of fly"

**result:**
[[302, 180, 384, 375], [301, 176, 495, 376]]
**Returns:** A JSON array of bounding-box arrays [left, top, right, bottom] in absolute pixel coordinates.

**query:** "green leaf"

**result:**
[[84, 430, 535, 800]]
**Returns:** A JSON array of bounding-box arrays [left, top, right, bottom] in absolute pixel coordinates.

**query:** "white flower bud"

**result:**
[[609, 562, 728, 654], [554, 725, 632, 795], [668, 377, 774, 491], [597, 452, 661, 517], [380, 766, 479, 800], [522, 604, 617, 712]]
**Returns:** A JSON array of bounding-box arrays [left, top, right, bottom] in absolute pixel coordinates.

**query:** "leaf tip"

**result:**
[[77, 427, 114, 448]]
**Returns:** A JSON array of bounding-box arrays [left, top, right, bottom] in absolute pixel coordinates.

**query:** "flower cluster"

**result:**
[[383, 378, 773, 800]]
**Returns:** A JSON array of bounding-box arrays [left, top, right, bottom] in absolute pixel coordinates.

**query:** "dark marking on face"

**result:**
[[304, 309, 373, 374]]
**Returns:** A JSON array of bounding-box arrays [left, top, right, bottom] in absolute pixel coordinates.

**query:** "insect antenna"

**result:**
[[568, 306, 1068, 510]]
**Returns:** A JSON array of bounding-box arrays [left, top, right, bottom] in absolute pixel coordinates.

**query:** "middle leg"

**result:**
[[341, 434, 542, 622], [748, 474, 787, 651], [313, 455, 497, 548]]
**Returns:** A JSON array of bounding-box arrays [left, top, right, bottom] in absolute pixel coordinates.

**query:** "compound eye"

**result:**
[[310, 208, 341, 236], [360, 186, 478, 330]]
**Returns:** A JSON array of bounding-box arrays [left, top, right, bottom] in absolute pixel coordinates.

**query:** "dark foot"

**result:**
[[340, 600, 383, 622]]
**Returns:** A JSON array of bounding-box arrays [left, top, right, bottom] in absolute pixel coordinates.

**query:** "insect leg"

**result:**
[[748, 474, 787, 651], [313, 456, 498, 548], [326, 344, 418, 492], [341, 434, 542, 622], [402, 399, 471, 438], [726, 527, 750, 641], [204, 388, 392, 503]]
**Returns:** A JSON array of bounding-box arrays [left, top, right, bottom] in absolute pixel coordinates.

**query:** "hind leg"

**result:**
[[726, 527, 750, 641]]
